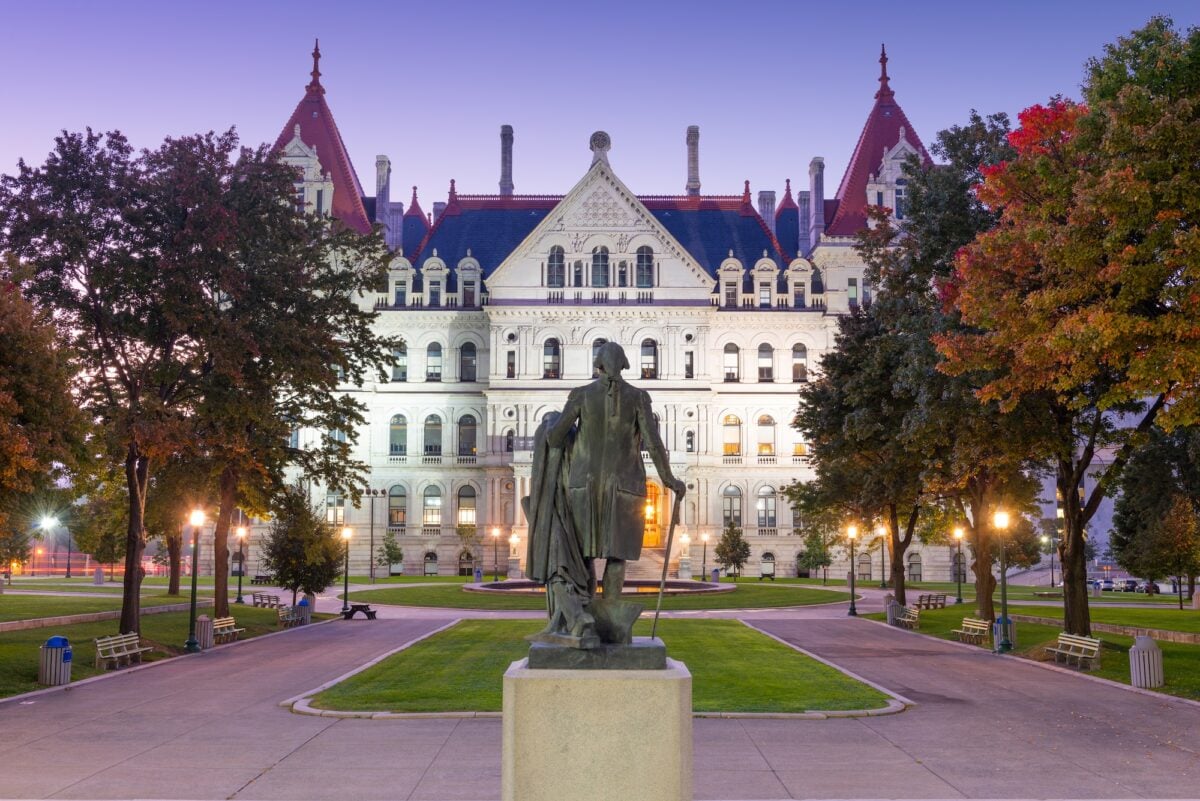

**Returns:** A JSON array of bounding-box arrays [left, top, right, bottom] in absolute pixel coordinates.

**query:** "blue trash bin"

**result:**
[[711, 568, 720, 584], [297, 597, 311, 625], [39, 636, 72, 686], [473, 567, 483, 583]]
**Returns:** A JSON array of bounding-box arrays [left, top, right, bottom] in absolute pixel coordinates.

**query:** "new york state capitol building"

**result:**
[[253, 44, 958, 584]]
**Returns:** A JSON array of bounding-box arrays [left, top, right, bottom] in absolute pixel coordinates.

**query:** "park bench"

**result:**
[[250, 574, 274, 585], [212, 616, 246, 644], [342, 602, 377, 620], [277, 606, 303, 628], [1044, 632, 1101, 669], [94, 632, 152, 670], [913, 593, 947, 610], [1033, 591, 1062, 598], [252, 592, 282, 608], [895, 607, 920, 629], [952, 617, 990, 645]]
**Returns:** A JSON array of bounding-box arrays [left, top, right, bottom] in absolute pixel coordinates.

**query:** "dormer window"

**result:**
[[428, 282, 441, 307], [394, 281, 407, 307], [463, 280, 476, 308]]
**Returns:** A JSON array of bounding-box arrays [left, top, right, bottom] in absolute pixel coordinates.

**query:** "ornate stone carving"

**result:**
[[571, 187, 635, 229]]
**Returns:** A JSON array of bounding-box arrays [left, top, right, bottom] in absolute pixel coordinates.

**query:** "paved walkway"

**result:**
[[1, 591, 1198, 799]]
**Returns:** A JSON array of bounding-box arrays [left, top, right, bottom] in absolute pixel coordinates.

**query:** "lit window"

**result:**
[[723, 415, 742, 456], [757, 415, 775, 455], [388, 485, 407, 527], [325, 493, 344, 525], [422, 486, 442, 525], [457, 486, 477, 525]]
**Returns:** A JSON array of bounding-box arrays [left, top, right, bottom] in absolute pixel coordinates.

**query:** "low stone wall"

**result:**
[[1010, 614, 1200, 645], [0, 600, 213, 633]]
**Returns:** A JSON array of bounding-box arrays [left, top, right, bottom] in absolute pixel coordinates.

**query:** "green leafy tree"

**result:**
[[796, 528, 834, 584], [714, 522, 750, 578], [260, 487, 343, 605], [0, 529, 31, 582], [937, 20, 1200, 634], [375, 530, 403, 573]]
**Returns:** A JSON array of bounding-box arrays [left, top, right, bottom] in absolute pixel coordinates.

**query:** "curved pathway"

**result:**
[[0, 588, 1197, 799]]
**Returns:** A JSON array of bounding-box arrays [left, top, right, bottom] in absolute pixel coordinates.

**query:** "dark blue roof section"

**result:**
[[775, 206, 799, 260], [413, 202, 553, 276], [646, 206, 787, 273], [402, 214, 429, 256]]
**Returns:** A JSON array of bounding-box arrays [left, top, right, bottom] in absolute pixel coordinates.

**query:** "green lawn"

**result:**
[[867, 605, 1200, 701], [0, 592, 205, 623], [310, 619, 888, 714], [1014, 605, 1200, 634], [344, 583, 850, 611], [0, 605, 317, 698]]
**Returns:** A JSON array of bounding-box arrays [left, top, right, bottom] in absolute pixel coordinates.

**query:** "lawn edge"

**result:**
[[858, 616, 1200, 711], [0, 615, 339, 706], [0, 599, 216, 633]]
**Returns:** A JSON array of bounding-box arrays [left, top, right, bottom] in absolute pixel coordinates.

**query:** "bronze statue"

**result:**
[[523, 342, 684, 648]]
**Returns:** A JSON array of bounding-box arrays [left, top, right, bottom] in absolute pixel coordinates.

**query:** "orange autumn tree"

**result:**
[[937, 18, 1200, 636]]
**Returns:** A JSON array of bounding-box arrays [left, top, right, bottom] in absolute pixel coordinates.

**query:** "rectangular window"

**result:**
[[506, 351, 516, 379], [876, 191, 884, 207], [848, 277, 858, 307], [315, 189, 324, 215], [428, 283, 441, 307], [394, 282, 407, 307], [463, 280, 476, 308], [325, 493, 344, 525], [793, 283, 805, 308], [423, 497, 442, 526], [458, 498, 476, 526], [684, 351, 694, 379], [724, 282, 737, 308], [759, 283, 771, 308], [862, 282, 871, 306]]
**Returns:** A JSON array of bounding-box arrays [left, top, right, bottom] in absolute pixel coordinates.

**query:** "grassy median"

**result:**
[[310, 619, 888, 714]]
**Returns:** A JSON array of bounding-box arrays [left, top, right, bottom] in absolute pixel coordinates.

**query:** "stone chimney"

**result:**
[[797, 190, 811, 256], [374, 156, 391, 224], [686, 125, 701, 196], [432, 201, 446, 223], [499, 124, 514, 196], [808, 157, 825, 249], [757, 190, 776, 235]]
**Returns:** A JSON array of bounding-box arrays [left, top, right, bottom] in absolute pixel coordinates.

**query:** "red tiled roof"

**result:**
[[826, 45, 931, 238], [272, 41, 372, 235]]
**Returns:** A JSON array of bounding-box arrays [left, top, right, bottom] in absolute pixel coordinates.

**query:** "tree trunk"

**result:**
[[212, 467, 237, 618], [166, 532, 182, 595], [1188, 573, 1196, 602], [1059, 465, 1092, 636], [887, 503, 919, 607], [119, 445, 150, 635]]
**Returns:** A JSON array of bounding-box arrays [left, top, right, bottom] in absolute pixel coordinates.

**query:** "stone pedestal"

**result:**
[[677, 555, 692, 580], [507, 556, 522, 580], [502, 658, 692, 801]]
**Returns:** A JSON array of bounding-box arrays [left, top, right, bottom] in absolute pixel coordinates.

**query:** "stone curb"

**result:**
[[1009, 613, 1200, 645], [860, 615, 1200, 712], [0, 615, 339, 707], [0, 599, 215, 633], [288, 617, 909, 721]]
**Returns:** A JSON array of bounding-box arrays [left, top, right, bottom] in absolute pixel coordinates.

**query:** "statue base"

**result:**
[[528, 636, 666, 670], [502, 657, 692, 801]]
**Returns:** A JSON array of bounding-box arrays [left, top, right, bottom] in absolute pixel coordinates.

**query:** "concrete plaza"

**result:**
[[0, 590, 1197, 800]]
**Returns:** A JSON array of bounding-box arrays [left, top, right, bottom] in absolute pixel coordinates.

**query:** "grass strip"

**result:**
[[0, 592, 212, 623], [345, 583, 849, 611], [310, 619, 887, 714], [867, 605, 1200, 701]]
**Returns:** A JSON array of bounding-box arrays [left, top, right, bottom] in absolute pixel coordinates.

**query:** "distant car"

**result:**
[[1099, 578, 1115, 591], [1117, 579, 1138, 592]]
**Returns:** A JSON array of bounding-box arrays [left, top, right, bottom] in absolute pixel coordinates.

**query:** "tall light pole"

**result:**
[[365, 488, 385, 583], [184, 508, 206, 653], [953, 527, 964, 604], [341, 527, 352, 613], [34, 547, 43, 577], [509, 534, 519, 580], [876, 524, 888, 588], [701, 532, 709, 581], [39, 517, 57, 577], [994, 510, 1012, 653], [491, 526, 500, 581], [846, 524, 858, 616], [234, 526, 247, 604]]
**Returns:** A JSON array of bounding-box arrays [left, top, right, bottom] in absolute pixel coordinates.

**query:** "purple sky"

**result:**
[[3, 1, 1198, 204]]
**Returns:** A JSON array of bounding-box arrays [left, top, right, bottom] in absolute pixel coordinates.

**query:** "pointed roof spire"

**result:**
[[776, 178, 798, 214], [448, 178, 458, 204], [405, 186, 425, 218], [875, 43, 893, 100], [307, 39, 324, 94]]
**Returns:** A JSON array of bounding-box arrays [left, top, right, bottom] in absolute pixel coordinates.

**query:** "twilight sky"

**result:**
[[3, 1, 1198, 206]]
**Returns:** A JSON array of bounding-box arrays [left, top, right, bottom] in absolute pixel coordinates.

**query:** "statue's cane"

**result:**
[[651, 491, 683, 640]]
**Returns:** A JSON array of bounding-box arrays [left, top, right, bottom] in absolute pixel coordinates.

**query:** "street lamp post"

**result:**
[[953, 527, 964, 604], [234, 526, 247, 604], [366, 488, 385, 584], [876, 525, 888, 589], [847, 524, 858, 617], [184, 509, 206, 653], [34, 548, 43, 577], [492, 526, 500, 581], [701, 532, 709, 581], [994, 510, 1012, 653], [341, 527, 352, 613]]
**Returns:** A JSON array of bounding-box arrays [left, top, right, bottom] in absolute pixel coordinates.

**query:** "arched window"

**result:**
[[723, 415, 742, 456], [426, 343, 442, 382], [392, 345, 407, 382], [573, 260, 584, 287], [756, 487, 777, 528], [722, 486, 743, 528], [389, 414, 407, 455], [457, 549, 475, 576], [592, 338, 607, 377], [423, 415, 442, 455], [792, 344, 808, 383], [388, 485, 407, 528], [543, 338, 561, 379], [591, 246, 609, 287], [547, 246, 565, 288], [504, 429, 515, 453], [636, 246, 654, 288], [457, 485, 477, 525], [423, 550, 438, 576], [757, 344, 774, 382], [907, 551, 923, 582], [640, 339, 658, 379], [723, 343, 740, 382], [457, 415, 477, 456], [757, 415, 775, 456], [422, 486, 442, 525], [857, 553, 872, 581], [460, 343, 477, 382], [685, 430, 696, 453]]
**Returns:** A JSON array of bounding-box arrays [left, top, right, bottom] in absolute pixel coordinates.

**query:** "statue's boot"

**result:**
[[602, 559, 626, 599]]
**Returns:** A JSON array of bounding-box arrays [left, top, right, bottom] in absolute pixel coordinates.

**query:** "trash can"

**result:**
[[297, 597, 311, 625], [473, 566, 483, 583], [1130, 635, 1163, 688], [1091, 583, 1101, 598], [93, 566, 105, 586], [38, 636, 72, 686], [711, 568, 720, 583], [196, 615, 214, 650], [992, 617, 1017, 651], [883, 594, 897, 625]]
